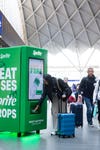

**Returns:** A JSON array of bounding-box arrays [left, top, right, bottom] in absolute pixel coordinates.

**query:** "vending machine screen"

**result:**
[[28, 58, 44, 100]]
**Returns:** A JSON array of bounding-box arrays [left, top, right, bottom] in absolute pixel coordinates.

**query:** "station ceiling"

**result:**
[[20, 0, 100, 55]]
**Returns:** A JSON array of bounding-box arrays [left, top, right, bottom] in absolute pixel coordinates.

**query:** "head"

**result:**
[[43, 74, 52, 85], [43, 74, 53, 101], [87, 67, 94, 77], [63, 77, 68, 83]]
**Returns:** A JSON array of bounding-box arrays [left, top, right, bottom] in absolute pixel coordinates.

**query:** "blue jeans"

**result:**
[[84, 97, 94, 125]]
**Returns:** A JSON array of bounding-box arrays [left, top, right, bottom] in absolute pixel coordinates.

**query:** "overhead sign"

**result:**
[[0, 13, 2, 35]]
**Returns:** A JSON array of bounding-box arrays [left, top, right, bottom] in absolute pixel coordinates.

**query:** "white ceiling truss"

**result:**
[[19, 0, 100, 77], [20, 0, 100, 50]]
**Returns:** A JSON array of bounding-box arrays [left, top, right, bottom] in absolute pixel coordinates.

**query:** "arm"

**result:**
[[33, 84, 48, 112], [57, 79, 72, 99], [78, 77, 86, 95], [93, 80, 99, 103]]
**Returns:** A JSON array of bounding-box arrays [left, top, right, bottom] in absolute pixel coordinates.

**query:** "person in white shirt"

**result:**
[[93, 79, 100, 128]]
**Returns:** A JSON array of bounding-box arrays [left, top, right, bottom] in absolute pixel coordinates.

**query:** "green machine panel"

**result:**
[[0, 46, 47, 135]]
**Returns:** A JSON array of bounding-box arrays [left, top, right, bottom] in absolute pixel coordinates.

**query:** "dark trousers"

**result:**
[[97, 100, 100, 123]]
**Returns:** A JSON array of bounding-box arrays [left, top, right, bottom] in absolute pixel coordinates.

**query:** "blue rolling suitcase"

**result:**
[[57, 113, 75, 138], [70, 103, 83, 127]]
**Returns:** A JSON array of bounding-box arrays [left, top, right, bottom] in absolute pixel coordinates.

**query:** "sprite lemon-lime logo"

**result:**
[[33, 50, 42, 56], [0, 53, 10, 59]]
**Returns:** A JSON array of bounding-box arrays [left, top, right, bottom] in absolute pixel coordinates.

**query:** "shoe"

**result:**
[[98, 122, 100, 130], [98, 126, 100, 130], [51, 131, 58, 136], [88, 123, 94, 127], [51, 131, 56, 135]]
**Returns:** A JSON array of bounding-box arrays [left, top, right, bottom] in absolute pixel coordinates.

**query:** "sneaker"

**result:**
[[51, 131, 56, 135], [98, 122, 100, 130], [98, 126, 100, 130], [88, 124, 94, 127], [51, 131, 58, 136]]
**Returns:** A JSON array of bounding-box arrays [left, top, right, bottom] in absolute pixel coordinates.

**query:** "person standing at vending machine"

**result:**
[[33, 74, 72, 135]]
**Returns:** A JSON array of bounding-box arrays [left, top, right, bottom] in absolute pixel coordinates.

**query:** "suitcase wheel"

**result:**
[[58, 134, 61, 138], [62, 135, 66, 138], [58, 134, 75, 138], [58, 135, 65, 138], [73, 134, 75, 137]]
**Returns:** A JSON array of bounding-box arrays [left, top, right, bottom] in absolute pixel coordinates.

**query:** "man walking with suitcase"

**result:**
[[79, 67, 96, 126]]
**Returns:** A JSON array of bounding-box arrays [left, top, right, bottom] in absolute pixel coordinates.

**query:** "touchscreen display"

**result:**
[[28, 59, 43, 100]]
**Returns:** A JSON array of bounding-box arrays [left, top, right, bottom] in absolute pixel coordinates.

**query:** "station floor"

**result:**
[[0, 102, 100, 150]]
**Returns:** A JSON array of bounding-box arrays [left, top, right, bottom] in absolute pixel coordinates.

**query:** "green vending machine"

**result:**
[[0, 45, 47, 136]]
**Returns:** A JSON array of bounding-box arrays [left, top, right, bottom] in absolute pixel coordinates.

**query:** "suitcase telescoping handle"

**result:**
[[56, 79, 67, 113], [58, 98, 67, 113]]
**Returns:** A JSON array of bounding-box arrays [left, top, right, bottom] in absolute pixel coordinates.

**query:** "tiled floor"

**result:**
[[0, 102, 100, 150]]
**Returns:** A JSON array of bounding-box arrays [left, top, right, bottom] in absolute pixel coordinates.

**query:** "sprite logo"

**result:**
[[0, 53, 10, 59], [33, 50, 42, 56]]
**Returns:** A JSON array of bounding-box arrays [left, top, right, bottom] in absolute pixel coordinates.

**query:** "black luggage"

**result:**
[[70, 103, 83, 127]]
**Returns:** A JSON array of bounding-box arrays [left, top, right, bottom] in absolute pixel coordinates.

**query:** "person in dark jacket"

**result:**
[[79, 67, 96, 126], [33, 74, 72, 134]]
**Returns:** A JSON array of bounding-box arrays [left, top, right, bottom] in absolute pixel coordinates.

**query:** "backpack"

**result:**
[[65, 85, 72, 99], [56, 79, 72, 101]]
